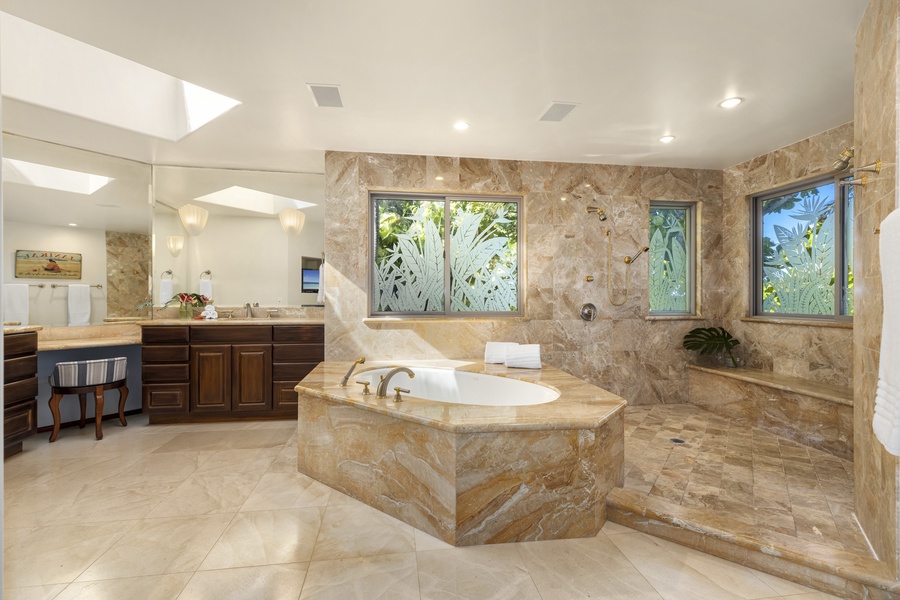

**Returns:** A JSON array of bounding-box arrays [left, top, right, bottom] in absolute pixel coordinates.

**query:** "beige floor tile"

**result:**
[[779, 593, 846, 600], [748, 568, 819, 595], [2, 584, 67, 600], [413, 528, 454, 551], [54, 573, 191, 600], [179, 564, 307, 600], [146, 471, 266, 518], [608, 531, 781, 600], [324, 490, 358, 506], [299, 553, 419, 600], [417, 544, 541, 600], [200, 508, 324, 570], [311, 503, 416, 561], [517, 535, 663, 600], [4, 521, 136, 588], [153, 429, 292, 454], [194, 448, 279, 475], [600, 520, 637, 535], [76, 514, 234, 581], [240, 472, 332, 511]]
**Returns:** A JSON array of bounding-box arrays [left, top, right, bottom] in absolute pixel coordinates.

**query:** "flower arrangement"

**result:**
[[165, 293, 212, 319]]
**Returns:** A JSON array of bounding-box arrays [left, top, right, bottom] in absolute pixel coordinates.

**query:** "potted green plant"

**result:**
[[683, 326, 741, 368]]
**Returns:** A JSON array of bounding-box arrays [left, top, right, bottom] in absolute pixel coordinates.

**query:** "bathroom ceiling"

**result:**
[[0, 0, 868, 173]]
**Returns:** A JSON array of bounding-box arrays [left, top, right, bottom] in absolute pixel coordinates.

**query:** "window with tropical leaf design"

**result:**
[[370, 193, 521, 316], [649, 202, 696, 315], [753, 174, 853, 319]]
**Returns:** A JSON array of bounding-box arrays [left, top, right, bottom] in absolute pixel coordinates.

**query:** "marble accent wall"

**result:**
[[106, 231, 151, 318], [324, 153, 722, 405], [719, 123, 855, 387], [853, 0, 900, 573]]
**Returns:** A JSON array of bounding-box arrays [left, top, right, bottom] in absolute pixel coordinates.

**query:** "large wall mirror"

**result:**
[[2, 133, 152, 326]]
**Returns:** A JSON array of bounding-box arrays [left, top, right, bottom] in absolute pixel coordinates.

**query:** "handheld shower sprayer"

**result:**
[[585, 206, 607, 221], [624, 246, 650, 264]]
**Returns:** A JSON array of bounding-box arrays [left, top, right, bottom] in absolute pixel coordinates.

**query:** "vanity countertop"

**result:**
[[141, 318, 325, 326], [296, 360, 627, 434], [37, 323, 141, 351], [3, 326, 43, 335]]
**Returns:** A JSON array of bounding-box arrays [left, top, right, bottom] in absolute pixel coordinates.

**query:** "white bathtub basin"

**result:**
[[356, 367, 559, 406]]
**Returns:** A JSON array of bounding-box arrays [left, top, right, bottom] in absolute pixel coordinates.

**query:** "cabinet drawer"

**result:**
[[4, 399, 36, 445], [4, 355, 37, 384], [273, 381, 300, 410], [143, 327, 190, 344], [143, 345, 190, 363], [272, 343, 324, 362], [273, 326, 324, 343], [142, 383, 189, 412], [4, 332, 37, 357], [142, 364, 190, 383], [4, 377, 38, 407], [191, 326, 272, 343], [272, 362, 318, 382]]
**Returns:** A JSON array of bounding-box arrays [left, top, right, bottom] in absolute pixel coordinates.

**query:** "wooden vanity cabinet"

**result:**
[[4, 331, 38, 457], [142, 324, 322, 423]]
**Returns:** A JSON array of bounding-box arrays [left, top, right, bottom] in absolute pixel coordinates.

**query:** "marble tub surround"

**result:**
[[687, 366, 853, 459], [615, 404, 891, 599], [295, 360, 626, 546]]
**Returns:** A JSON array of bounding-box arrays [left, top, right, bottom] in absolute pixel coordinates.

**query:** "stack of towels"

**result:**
[[874, 208, 900, 456], [484, 341, 542, 369], [200, 305, 218, 320]]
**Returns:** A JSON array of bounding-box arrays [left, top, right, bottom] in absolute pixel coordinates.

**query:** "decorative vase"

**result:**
[[179, 304, 191, 320]]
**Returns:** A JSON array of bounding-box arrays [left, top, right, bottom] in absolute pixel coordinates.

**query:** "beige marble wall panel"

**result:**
[[853, 0, 900, 573], [325, 151, 723, 406], [106, 232, 150, 317]]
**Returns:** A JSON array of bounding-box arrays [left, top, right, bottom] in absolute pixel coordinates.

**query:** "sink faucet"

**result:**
[[244, 302, 256, 318], [375, 367, 415, 398], [339, 357, 366, 387]]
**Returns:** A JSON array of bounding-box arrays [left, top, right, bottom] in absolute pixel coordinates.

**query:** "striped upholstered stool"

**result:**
[[48, 357, 128, 442]]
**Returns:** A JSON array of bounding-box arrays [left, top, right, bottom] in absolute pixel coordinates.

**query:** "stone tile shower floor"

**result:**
[[3, 413, 844, 599], [623, 404, 871, 557]]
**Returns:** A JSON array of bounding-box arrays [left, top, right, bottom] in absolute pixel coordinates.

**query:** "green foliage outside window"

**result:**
[[649, 206, 690, 313]]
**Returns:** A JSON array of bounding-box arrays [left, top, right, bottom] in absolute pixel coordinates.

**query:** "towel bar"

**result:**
[[50, 284, 103, 289], [28, 284, 46, 288]]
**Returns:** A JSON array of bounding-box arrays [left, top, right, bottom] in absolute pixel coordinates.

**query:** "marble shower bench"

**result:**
[[687, 365, 853, 460]]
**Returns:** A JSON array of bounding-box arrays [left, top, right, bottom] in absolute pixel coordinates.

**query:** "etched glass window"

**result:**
[[371, 194, 521, 316], [754, 175, 853, 319], [649, 202, 695, 315]]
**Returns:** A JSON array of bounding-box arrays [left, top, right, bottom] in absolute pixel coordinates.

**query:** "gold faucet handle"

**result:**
[[393, 387, 410, 402], [356, 380, 371, 395]]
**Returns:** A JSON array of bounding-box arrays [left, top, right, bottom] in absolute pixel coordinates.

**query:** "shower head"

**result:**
[[586, 206, 607, 221], [624, 246, 650, 264], [832, 147, 854, 171]]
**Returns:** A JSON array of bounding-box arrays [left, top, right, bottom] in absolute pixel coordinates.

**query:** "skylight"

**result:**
[[2, 158, 112, 194], [193, 186, 316, 215], [0, 12, 241, 141]]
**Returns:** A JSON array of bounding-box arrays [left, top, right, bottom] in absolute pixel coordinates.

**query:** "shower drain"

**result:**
[[670, 438, 685, 444]]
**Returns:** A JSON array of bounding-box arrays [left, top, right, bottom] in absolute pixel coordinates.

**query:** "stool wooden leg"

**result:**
[[48, 391, 64, 443], [94, 386, 105, 440], [118, 386, 129, 427], [78, 394, 88, 429]]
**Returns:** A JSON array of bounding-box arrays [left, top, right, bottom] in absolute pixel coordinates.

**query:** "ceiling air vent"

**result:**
[[308, 84, 343, 108], [539, 102, 579, 122]]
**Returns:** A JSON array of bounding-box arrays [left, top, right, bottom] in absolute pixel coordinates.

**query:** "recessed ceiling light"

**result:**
[[584, 183, 591, 188], [68, 223, 77, 227], [453, 121, 470, 131], [435, 176, 444, 181], [718, 97, 743, 109], [560, 196, 567, 202], [659, 135, 676, 144]]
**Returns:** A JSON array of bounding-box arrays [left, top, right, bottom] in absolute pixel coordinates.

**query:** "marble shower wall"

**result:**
[[853, 0, 900, 573], [105, 231, 151, 317], [324, 152, 722, 405], [720, 123, 855, 388]]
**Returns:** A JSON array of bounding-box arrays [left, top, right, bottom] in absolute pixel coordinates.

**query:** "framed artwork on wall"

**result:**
[[14, 250, 82, 279]]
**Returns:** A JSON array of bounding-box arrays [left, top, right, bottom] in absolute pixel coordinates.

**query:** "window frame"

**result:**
[[368, 191, 524, 318], [750, 172, 853, 322], [648, 200, 697, 316]]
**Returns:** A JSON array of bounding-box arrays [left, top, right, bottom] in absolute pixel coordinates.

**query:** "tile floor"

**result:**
[[4, 413, 844, 599], [623, 404, 870, 556]]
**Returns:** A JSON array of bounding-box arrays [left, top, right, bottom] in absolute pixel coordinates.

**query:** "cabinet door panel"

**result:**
[[191, 345, 232, 412], [232, 345, 272, 411]]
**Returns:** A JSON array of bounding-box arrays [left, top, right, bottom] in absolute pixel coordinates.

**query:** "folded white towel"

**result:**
[[158, 278, 174, 304], [484, 341, 518, 364], [874, 208, 900, 456], [505, 343, 542, 369], [67, 284, 91, 326], [316, 263, 325, 304], [3, 284, 29, 326], [199, 279, 213, 300]]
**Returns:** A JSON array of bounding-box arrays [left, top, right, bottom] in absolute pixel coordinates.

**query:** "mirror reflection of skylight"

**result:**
[[0, 12, 241, 141], [2, 158, 113, 194], [193, 186, 316, 215]]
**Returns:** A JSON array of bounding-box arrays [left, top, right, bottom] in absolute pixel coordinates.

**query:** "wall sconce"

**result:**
[[279, 208, 306, 236], [840, 174, 867, 187], [166, 235, 184, 257], [853, 160, 882, 174], [178, 203, 209, 236]]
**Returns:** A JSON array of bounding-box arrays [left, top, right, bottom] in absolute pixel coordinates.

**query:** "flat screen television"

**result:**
[[301, 267, 320, 294]]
